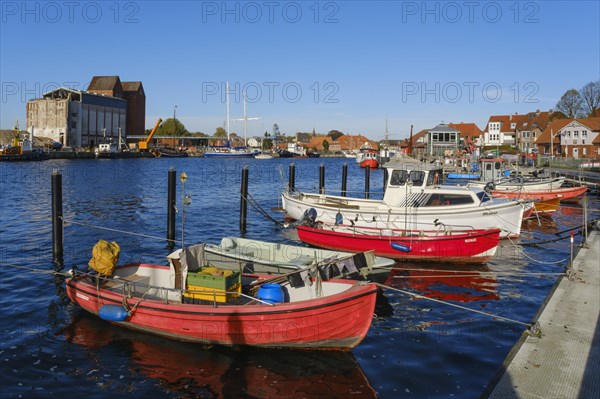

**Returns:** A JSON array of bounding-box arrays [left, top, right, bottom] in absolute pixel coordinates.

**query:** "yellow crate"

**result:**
[[184, 283, 241, 303]]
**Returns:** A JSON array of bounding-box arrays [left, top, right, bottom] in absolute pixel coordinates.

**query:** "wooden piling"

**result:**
[[341, 163, 348, 197], [364, 165, 370, 199], [240, 166, 249, 232], [167, 167, 176, 249], [51, 169, 63, 267], [319, 163, 325, 194]]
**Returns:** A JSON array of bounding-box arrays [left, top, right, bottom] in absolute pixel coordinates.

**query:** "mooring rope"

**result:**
[[242, 192, 286, 227], [376, 283, 533, 329], [61, 217, 180, 243]]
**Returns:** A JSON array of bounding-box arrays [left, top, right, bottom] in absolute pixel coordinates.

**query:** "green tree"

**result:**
[[157, 118, 188, 136], [322, 139, 330, 153], [262, 132, 273, 150], [214, 127, 227, 137]]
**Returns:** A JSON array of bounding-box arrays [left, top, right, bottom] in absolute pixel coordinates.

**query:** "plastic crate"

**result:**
[[186, 268, 241, 290], [183, 283, 241, 303]]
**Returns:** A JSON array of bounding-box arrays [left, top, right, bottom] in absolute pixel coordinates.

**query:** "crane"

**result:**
[[139, 118, 162, 150]]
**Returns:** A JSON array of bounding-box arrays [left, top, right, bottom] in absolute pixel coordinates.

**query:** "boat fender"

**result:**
[[99, 304, 129, 322], [335, 212, 343, 225], [390, 242, 412, 253]]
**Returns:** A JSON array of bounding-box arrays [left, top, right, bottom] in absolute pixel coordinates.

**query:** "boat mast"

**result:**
[[226, 81, 230, 143], [234, 92, 261, 147]]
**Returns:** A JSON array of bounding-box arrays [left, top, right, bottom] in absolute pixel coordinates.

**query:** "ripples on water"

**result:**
[[0, 158, 597, 398]]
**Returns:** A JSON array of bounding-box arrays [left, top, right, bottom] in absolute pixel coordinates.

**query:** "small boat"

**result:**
[[255, 153, 274, 160], [66, 260, 378, 350], [359, 150, 379, 169], [169, 237, 396, 283], [296, 222, 501, 264], [468, 158, 564, 191], [277, 142, 307, 158], [527, 197, 561, 216], [490, 185, 587, 203], [282, 153, 530, 238], [95, 141, 118, 158], [154, 147, 189, 158]]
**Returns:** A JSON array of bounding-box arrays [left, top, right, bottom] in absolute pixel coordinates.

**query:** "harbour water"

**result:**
[[0, 157, 597, 398]]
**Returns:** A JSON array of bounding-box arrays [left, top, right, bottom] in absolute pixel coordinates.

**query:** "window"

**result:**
[[71, 122, 77, 129], [409, 171, 425, 186], [582, 131, 588, 138], [574, 131, 579, 138], [583, 148, 587, 155], [390, 170, 408, 186]]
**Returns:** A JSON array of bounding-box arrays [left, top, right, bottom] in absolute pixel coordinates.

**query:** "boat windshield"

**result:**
[[409, 171, 425, 187], [390, 170, 408, 186]]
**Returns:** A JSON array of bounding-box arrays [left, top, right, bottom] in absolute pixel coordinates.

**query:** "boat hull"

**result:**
[[204, 152, 256, 158], [491, 186, 587, 202], [66, 265, 377, 350], [282, 191, 526, 238], [360, 159, 379, 169], [297, 225, 500, 264], [470, 177, 565, 191]]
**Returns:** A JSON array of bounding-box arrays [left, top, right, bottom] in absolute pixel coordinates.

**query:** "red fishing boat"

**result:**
[[490, 185, 587, 203], [66, 260, 378, 350], [359, 150, 379, 169], [296, 223, 501, 264]]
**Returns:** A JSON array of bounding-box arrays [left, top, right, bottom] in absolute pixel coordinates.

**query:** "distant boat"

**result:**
[[277, 142, 307, 158], [490, 185, 587, 203], [204, 142, 257, 158], [255, 153, 274, 160], [359, 150, 379, 169], [154, 147, 188, 158], [95, 141, 119, 158]]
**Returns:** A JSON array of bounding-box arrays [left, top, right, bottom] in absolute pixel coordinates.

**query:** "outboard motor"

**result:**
[[302, 208, 318, 227]]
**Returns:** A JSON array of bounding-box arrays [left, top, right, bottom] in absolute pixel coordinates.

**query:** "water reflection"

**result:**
[[63, 313, 377, 398], [387, 263, 500, 303]]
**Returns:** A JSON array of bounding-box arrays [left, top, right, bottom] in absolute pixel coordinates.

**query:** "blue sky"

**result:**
[[1, 1, 599, 141]]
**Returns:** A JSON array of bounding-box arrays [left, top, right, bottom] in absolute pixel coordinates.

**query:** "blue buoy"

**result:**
[[257, 284, 284, 304], [99, 304, 129, 322], [390, 242, 412, 253]]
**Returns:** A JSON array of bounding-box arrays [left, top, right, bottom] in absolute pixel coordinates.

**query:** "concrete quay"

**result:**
[[487, 230, 599, 398]]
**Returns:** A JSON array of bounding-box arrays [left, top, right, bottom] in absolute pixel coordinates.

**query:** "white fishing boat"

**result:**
[[282, 153, 531, 238], [467, 158, 564, 191], [168, 237, 396, 283], [255, 153, 274, 160]]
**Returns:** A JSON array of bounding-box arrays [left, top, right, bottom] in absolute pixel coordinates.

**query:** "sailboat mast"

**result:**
[[226, 81, 230, 142], [243, 92, 247, 147]]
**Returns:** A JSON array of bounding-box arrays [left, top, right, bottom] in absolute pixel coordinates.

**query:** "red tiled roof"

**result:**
[[536, 118, 573, 144], [448, 123, 483, 138]]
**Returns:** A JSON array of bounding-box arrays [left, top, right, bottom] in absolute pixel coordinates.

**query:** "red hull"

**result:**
[[297, 224, 500, 264], [66, 267, 377, 350], [491, 186, 587, 202], [360, 159, 379, 169]]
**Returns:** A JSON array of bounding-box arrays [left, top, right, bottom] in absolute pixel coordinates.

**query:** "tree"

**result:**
[[157, 118, 188, 136], [327, 130, 344, 141], [322, 139, 330, 153], [555, 89, 583, 118], [214, 127, 227, 137], [580, 81, 600, 117]]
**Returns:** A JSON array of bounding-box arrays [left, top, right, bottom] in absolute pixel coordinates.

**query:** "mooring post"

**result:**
[[288, 162, 295, 192], [364, 165, 370, 199], [383, 168, 389, 193], [51, 169, 63, 267], [341, 163, 348, 197], [240, 166, 249, 232], [167, 167, 176, 250], [319, 163, 325, 194]]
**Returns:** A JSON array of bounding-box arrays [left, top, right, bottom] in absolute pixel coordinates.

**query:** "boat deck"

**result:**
[[487, 230, 600, 398]]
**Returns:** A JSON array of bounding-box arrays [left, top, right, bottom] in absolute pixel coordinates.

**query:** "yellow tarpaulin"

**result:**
[[88, 240, 120, 276]]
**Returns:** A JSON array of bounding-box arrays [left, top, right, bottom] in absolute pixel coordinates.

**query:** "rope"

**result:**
[[242, 192, 286, 227], [376, 283, 533, 329], [61, 217, 179, 243], [504, 235, 569, 265]]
